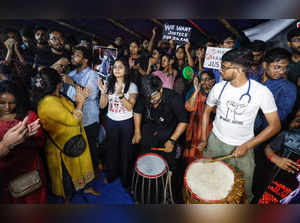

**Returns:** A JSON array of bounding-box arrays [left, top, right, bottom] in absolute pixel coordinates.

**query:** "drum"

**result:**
[[183, 158, 244, 204], [132, 153, 172, 204]]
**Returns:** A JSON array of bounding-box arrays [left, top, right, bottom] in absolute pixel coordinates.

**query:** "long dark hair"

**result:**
[[0, 80, 28, 120], [159, 53, 170, 71], [107, 57, 131, 94], [174, 46, 187, 70], [31, 67, 62, 110]]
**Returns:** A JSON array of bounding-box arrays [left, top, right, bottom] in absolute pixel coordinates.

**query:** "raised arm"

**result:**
[[185, 76, 200, 111], [148, 27, 157, 53], [185, 42, 195, 67]]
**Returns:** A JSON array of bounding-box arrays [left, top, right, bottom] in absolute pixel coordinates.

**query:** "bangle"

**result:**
[[168, 138, 176, 145], [73, 109, 83, 115], [267, 154, 274, 161], [71, 81, 75, 87]]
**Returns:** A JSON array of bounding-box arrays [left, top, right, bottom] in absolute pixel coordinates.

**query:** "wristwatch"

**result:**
[[168, 138, 176, 145], [119, 94, 124, 100]]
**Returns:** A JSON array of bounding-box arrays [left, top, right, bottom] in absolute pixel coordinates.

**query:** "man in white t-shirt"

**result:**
[[199, 48, 281, 202]]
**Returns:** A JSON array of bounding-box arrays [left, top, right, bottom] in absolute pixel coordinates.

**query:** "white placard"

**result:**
[[203, 47, 231, 70]]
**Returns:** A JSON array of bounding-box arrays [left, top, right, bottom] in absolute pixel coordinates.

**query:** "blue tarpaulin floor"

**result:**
[[47, 173, 135, 204]]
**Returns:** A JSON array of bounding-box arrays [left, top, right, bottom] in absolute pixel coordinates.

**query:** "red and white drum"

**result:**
[[132, 153, 169, 204], [183, 158, 244, 204]]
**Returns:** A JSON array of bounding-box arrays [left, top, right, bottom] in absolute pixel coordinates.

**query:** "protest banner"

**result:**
[[162, 23, 192, 45], [203, 47, 231, 70]]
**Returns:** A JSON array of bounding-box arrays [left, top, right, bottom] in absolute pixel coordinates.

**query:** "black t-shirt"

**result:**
[[35, 48, 71, 67], [128, 55, 148, 89], [134, 88, 189, 130], [20, 45, 37, 66]]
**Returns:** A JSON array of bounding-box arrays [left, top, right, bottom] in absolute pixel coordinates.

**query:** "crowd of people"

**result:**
[[0, 23, 299, 204]]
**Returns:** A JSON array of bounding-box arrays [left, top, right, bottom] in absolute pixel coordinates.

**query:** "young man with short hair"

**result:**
[[132, 75, 189, 170], [255, 48, 297, 132], [246, 40, 266, 81], [35, 29, 70, 70], [199, 48, 281, 202], [64, 46, 100, 175]]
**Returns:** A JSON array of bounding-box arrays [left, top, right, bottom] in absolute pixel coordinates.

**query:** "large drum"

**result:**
[[183, 158, 245, 204], [132, 153, 172, 204]]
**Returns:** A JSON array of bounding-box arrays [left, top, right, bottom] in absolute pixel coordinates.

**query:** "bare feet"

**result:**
[[103, 177, 108, 184], [83, 187, 101, 196]]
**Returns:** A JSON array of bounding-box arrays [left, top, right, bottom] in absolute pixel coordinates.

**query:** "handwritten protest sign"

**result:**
[[162, 24, 192, 45], [203, 47, 231, 70]]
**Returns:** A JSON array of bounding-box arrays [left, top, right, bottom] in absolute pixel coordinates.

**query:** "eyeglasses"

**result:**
[[220, 65, 240, 71], [200, 77, 212, 82], [271, 65, 287, 72]]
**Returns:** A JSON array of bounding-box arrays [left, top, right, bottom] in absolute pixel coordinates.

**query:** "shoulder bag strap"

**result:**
[[43, 131, 65, 155]]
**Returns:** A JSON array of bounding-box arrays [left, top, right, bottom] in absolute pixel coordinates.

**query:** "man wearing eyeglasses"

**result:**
[[132, 75, 188, 171], [199, 48, 281, 202], [254, 48, 297, 133], [251, 48, 297, 202], [35, 29, 70, 71]]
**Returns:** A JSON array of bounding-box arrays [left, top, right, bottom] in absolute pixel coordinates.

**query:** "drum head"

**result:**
[[184, 159, 235, 202], [136, 153, 168, 179]]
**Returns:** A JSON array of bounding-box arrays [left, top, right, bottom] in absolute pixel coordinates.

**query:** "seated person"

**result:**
[[264, 109, 300, 174]]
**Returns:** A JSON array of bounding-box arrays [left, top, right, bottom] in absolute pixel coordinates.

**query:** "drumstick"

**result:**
[[151, 148, 166, 151], [209, 154, 235, 163]]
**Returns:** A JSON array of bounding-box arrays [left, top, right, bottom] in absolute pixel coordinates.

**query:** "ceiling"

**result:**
[[0, 19, 269, 46]]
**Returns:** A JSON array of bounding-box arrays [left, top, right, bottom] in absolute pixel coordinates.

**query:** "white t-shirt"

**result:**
[[107, 82, 138, 121], [206, 80, 277, 146]]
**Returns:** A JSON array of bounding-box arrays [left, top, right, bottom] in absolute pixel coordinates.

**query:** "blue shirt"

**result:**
[[247, 65, 264, 82], [254, 77, 297, 132], [66, 67, 100, 127]]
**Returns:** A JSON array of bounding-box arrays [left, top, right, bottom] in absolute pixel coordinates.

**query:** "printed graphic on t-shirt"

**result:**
[[108, 96, 126, 113], [219, 96, 250, 126]]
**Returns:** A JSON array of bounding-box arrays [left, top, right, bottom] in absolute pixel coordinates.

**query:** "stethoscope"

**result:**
[[218, 79, 252, 104], [218, 80, 251, 120]]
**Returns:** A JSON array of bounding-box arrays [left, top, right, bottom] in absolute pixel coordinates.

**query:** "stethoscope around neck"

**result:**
[[217, 79, 252, 104]]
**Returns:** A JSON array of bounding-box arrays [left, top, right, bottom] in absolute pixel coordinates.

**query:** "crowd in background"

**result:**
[[0, 23, 299, 204]]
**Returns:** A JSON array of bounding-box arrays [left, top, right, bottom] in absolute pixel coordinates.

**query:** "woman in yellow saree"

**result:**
[[32, 68, 99, 203]]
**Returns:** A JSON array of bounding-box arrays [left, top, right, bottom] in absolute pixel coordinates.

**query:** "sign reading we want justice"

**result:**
[[162, 24, 192, 45]]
